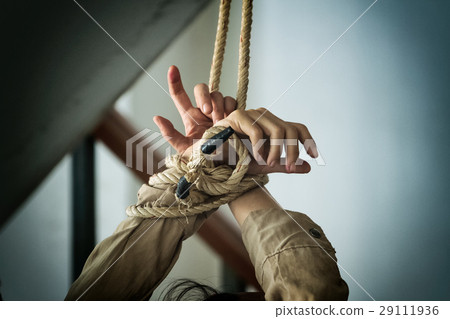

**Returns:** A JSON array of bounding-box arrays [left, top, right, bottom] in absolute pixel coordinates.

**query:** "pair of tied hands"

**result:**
[[153, 66, 318, 175]]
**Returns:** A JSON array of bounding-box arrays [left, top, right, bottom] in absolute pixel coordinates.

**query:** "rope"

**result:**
[[208, 0, 253, 110], [126, 0, 264, 219], [236, 0, 253, 109], [126, 126, 268, 219], [209, 0, 231, 92]]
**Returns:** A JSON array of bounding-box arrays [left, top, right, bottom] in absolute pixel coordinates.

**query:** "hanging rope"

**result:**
[[209, 0, 231, 92], [127, 0, 266, 219], [236, 0, 253, 110], [208, 0, 253, 109]]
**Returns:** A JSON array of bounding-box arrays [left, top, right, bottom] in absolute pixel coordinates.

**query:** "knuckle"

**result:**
[[224, 96, 236, 103], [251, 126, 264, 140], [247, 109, 259, 117], [272, 126, 284, 137], [256, 107, 268, 113], [210, 91, 223, 99], [286, 125, 297, 136], [194, 83, 207, 92], [233, 109, 244, 117]]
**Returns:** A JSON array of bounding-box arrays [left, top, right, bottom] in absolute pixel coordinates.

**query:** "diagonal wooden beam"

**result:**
[[94, 109, 261, 290]]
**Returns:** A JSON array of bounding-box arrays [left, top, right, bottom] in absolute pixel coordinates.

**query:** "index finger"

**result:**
[[168, 65, 194, 113]]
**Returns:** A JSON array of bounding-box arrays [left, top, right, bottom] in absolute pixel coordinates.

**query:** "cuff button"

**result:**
[[309, 228, 321, 238]]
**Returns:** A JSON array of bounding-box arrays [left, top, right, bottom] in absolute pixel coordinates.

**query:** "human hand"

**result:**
[[215, 108, 318, 175], [153, 65, 236, 153]]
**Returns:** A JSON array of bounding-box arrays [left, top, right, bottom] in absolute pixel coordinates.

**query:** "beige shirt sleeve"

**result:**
[[65, 184, 212, 301], [241, 208, 349, 301], [66, 182, 348, 301]]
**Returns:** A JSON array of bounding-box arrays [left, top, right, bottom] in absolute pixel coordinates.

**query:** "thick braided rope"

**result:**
[[236, 0, 253, 110], [126, 126, 268, 218], [209, 0, 231, 92]]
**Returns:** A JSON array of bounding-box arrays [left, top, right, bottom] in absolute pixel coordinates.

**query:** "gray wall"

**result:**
[[0, 157, 71, 300], [249, 0, 450, 300], [1, 0, 449, 300]]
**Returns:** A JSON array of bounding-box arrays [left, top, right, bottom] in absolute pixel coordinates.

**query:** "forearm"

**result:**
[[65, 216, 184, 300], [230, 187, 349, 300], [239, 205, 348, 300], [228, 186, 279, 227], [66, 183, 211, 301]]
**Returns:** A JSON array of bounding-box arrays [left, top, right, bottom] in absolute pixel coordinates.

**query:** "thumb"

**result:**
[[153, 116, 187, 153]]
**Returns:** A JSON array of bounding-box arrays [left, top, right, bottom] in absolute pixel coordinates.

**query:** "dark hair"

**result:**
[[159, 279, 240, 301]]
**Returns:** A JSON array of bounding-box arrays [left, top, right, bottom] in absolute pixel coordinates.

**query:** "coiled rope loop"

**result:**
[[126, 126, 268, 219]]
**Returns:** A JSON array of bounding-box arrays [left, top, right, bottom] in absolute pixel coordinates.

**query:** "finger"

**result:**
[[218, 110, 264, 162], [273, 158, 311, 174], [224, 96, 237, 115], [167, 65, 194, 114], [194, 83, 213, 115], [288, 122, 318, 158], [248, 158, 311, 175], [210, 91, 225, 124], [247, 109, 284, 167], [284, 124, 300, 173], [153, 116, 187, 153]]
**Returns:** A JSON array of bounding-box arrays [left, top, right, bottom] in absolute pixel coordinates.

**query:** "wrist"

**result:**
[[228, 186, 279, 227]]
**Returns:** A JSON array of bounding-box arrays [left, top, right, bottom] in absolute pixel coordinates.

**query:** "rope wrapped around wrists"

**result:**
[[127, 0, 259, 219], [126, 126, 268, 219]]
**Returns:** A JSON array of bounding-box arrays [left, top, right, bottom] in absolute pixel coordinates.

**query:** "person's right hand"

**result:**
[[214, 108, 318, 175], [153, 66, 236, 154]]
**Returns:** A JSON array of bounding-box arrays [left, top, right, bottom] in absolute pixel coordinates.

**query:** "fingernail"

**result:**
[[203, 103, 211, 114], [269, 161, 275, 168]]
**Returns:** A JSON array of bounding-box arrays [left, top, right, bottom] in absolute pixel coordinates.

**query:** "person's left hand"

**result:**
[[153, 65, 236, 153]]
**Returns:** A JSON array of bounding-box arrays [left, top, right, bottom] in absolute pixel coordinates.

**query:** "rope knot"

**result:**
[[126, 125, 268, 219]]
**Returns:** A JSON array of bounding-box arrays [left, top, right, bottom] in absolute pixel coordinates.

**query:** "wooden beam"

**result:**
[[94, 109, 261, 290]]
